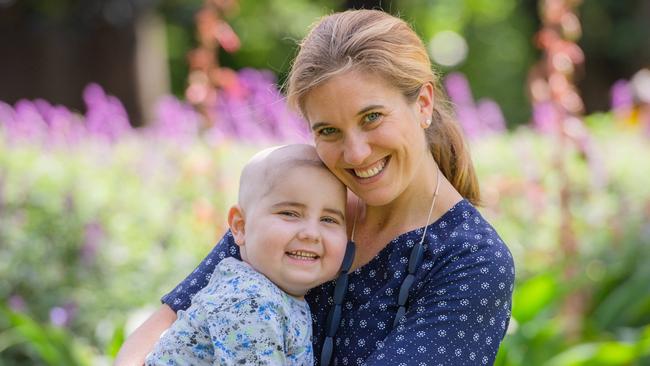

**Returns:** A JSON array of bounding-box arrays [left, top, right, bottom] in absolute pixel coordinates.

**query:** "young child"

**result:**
[[145, 144, 349, 365]]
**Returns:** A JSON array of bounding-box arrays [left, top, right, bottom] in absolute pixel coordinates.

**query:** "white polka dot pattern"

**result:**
[[163, 200, 515, 365]]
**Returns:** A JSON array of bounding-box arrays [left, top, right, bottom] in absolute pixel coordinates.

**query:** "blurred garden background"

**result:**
[[1, 0, 649, 365]]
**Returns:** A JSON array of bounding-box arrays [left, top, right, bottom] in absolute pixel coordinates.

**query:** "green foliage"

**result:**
[[394, 0, 536, 126], [0, 306, 92, 366], [158, 0, 344, 96], [225, 0, 344, 74], [157, 0, 536, 125], [1, 115, 649, 364], [471, 118, 650, 365], [0, 136, 259, 364]]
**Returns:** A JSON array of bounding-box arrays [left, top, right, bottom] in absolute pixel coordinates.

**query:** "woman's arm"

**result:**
[[113, 305, 176, 366], [115, 231, 241, 365]]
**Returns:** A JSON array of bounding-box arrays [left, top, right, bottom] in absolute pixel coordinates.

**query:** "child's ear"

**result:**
[[228, 205, 246, 246]]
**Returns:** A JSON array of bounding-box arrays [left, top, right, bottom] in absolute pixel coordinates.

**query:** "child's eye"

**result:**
[[317, 127, 338, 137], [363, 112, 382, 124], [278, 211, 299, 217], [321, 216, 340, 224]]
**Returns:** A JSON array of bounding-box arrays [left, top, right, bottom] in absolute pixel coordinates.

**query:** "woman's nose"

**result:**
[[343, 133, 371, 166]]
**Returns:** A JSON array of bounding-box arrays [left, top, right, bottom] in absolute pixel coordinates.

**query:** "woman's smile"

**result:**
[[350, 156, 389, 179]]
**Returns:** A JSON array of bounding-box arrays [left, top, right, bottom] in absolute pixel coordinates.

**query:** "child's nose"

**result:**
[[297, 220, 321, 243]]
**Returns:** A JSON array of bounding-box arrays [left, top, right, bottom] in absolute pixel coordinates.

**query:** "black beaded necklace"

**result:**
[[319, 169, 442, 365]]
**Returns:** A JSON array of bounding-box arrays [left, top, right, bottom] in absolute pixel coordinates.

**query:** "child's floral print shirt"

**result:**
[[146, 257, 313, 365]]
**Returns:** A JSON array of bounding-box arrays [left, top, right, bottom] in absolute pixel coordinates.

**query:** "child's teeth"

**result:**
[[288, 250, 317, 259]]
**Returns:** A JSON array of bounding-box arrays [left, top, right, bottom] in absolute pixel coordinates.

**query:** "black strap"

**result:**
[[392, 242, 424, 328], [320, 240, 355, 366], [319, 240, 424, 364]]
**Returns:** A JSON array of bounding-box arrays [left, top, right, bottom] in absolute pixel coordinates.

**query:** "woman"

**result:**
[[116, 9, 514, 365]]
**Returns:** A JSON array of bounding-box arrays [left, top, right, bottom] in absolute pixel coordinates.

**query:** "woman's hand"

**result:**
[[113, 304, 177, 366]]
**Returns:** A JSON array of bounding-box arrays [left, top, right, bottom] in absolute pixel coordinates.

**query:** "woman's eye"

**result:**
[[317, 127, 338, 137], [363, 112, 382, 124]]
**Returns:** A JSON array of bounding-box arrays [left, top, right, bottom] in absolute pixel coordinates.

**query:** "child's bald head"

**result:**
[[238, 144, 336, 211]]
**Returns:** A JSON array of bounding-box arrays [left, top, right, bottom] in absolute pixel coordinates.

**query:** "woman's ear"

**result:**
[[228, 205, 246, 246], [417, 82, 435, 128]]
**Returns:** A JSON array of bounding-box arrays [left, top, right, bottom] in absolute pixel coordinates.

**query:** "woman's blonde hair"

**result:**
[[286, 9, 480, 205]]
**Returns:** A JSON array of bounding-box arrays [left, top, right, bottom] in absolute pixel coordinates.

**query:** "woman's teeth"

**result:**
[[354, 158, 386, 178], [287, 250, 318, 260]]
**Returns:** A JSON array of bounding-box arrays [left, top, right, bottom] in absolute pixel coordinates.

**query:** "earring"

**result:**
[[424, 117, 432, 127]]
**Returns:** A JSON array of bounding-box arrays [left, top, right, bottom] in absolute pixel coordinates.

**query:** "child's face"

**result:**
[[237, 165, 348, 298]]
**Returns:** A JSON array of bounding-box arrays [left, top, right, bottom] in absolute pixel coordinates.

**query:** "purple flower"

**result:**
[[444, 73, 480, 138], [0, 99, 88, 146], [476, 99, 506, 134], [444, 72, 474, 106], [610, 80, 633, 112], [0, 101, 17, 139], [209, 68, 310, 143], [31, 99, 87, 146], [0, 70, 314, 146], [8, 295, 26, 312], [532, 101, 561, 134], [10, 99, 49, 144], [148, 95, 201, 143], [47, 105, 86, 146], [49, 302, 78, 328], [83, 83, 133, 143], [50, 307, 67, 326], [454, 104, 482, 139]]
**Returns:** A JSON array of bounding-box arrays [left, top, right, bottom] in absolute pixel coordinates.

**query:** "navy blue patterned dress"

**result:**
[[162, 200, 515, 365]]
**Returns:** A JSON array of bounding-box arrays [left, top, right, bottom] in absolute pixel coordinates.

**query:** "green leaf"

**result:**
[[0, 307, 82, 366], [513, 273, 559, 323], [105, 323, 125, 358], [544, 341, 636, 366]]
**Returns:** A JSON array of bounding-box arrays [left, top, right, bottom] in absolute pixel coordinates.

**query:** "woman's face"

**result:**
[[303, 70, 434, 206]]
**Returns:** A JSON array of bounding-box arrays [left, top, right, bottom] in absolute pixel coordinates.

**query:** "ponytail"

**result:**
[[427, 100, 481, 206]]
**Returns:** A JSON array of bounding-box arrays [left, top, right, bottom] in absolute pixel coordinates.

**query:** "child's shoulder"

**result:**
[[195, 258, 292, 311]]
